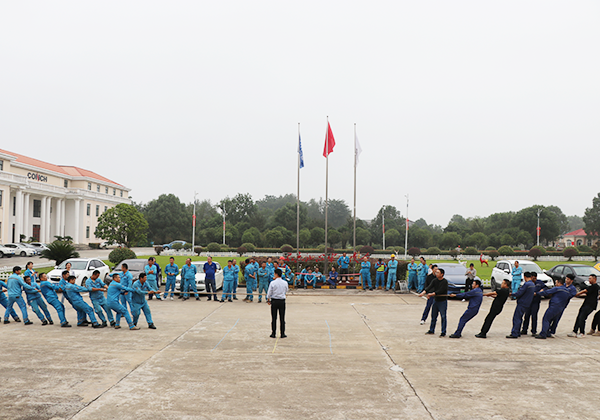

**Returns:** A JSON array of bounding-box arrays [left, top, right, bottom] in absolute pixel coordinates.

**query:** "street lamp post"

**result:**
[[192, 192, 197, 253], [536, 208, 542, 247], [404, 194, 409, 259]]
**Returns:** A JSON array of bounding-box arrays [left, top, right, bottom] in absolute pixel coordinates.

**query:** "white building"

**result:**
[[0, 148, 131, 245]]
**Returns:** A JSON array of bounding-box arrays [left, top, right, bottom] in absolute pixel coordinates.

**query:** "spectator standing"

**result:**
[[144, 257, 158, 300], [231, 259, 240, 300], [244, 258, 257, 302], [386, 255, 398, 291], [511, 261, 523, 298], [204, 256, 218, 301], [407, 258, 418, 291], [221, 260, 235, 302], [181, 258, 199, 301], [417, 257, 428, 293], [360, 257, 372, 290], [257, 261, 269, 302], [267, 268, 288, 338], [375, 259, 387, 290], [337, 252, 350, 283], [464, 264, 477, 293], [163, 257, 179, 300]]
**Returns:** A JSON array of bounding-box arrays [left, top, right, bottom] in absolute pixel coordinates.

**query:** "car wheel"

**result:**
[[0, 251, 3, 258], [20, 251, 26, 257], [490, 277, 497, 291]]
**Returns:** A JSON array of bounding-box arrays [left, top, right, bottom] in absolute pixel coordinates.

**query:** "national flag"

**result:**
[[323, 122, 336, 157], [298, 133, 305, 169], [355, 131, 362, 166]]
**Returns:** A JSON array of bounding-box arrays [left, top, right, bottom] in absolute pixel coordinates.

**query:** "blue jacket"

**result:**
[[40, 280, 61, 301], [514, 280, 536, 307], [65, 283, 89, 305], [24, 278, 42, 303], [120, 271, 133, 288], [305, 274, 315, 283], [165, 263, 179, 278], [107, 281, 134, 305], [387, 260, 398, 271], [232, 265, 240, 281], [417, 263, 428, 278], [204, 262, 217, 280], [538, 285, 572, 309], [181, 264, 197, 281], [361, 261, 371, 271], [132, 280, 152, 305], [24, 268, 37, 282], [6, 273, 37, 298], [531, 279, 547, 303], [258, 267, 269, 282], [85, 277, 107, 301], [244, 264, 257, 281], [223, 266, 237, 282], [337, 256, 350, 269], [511, 266, 523, 282], [0, 280, 8, 297], [266, 264, 275, 282], [144, 264, 157, 282], [408, 262, 418, 273], [58, 277, 69, 293], [455, 287, 483, 311]]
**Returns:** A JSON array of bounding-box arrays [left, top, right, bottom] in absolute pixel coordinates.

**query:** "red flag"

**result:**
[[323, 122, 336, 157]]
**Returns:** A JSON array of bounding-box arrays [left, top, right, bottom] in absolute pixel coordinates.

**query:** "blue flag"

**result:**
[[298, 133, 305, 169]]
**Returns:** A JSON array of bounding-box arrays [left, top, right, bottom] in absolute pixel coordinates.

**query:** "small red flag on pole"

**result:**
[[323, 122, 336, 157]]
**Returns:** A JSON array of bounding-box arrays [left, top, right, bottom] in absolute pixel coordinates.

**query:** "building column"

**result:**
[[15, 189, 23, 242], [45, 197, 52, 242], [40, 195, 46, 242], [54, 198, 61, 242], [74, 199, 81, 244], [60, 199, 66, 237], [23, 193, 31, 241]]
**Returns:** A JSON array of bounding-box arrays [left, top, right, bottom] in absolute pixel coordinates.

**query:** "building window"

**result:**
[[95, 205, 99, 217], [120, 190, 123, 197], [86, 203, 91, 216], [113, 188, 116, 196], [105, 186, 108, 194], [0, 161, 4, 171], [13, 196, 16, 216], [64, 179, 68, 188], [97, 184, 100, 192], [104, 206, 107, 213], [86, 226, 90, 239], [88, 182, 91, 190], [0, 190, 2, 207], [33, 200, 41, 218]]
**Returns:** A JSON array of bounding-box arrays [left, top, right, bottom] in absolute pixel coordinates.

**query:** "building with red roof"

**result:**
[[0, 149, 131, 244], [559, 228, 598, 249]]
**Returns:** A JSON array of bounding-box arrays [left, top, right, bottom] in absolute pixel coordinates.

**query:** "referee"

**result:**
[[267, 268, 288, 338]]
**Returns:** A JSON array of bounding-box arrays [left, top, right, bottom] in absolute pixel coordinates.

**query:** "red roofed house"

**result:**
[[0, 149, 131, 245], [559, 228, 599, 249]]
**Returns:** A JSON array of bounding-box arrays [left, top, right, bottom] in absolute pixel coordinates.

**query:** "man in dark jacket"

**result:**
[[506, 272, 536, 338], [419, 268, 448, 337]]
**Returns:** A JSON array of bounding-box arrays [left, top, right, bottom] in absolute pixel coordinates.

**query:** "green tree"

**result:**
[[583, 193, 600, 239], [310, 227, 325, 246], [467, 232, 488, 250], [440, 232, 461, 249], [385, 228, 401, 247], [41, 241, 80, 265], [271, 203, 307, 231], [327, 199, 351, 228], [355, 227, 371, 246], [95, 204, 148, 247], [265, 229, 284, 247], [327, 228, 342, 247], [218, 193, 256, 225], [299, 228, 311, 247], [143, 194, 189, 244]]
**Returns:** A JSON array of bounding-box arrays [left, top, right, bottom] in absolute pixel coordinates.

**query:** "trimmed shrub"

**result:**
[[427, 247, 442, 254], [220, 244, 229, 251], [154, 245, 164, 256], [194, 246, 202, 256], [184, 242, 192, 250], [485, 246, 497, 251], [498, 245, 514, 256], [172, 243, 183, 251], [464, 247, 478, 255], [317, 244, 326, 253], [41, 241, 80, 265], [577, 245, 592, 253], [396, 247, 405, 255], [563, 246, 579, 261], [528, 248, 542, 261], [108, 247, 136, 265], [206, 242, 221, 252], [530, 245, 546, 256], [237, 246, 247, 256], [281, 244, 294, 254], [488, 250, 500, 261], [241, 242, 256, 252], [545, 246, 556, 252], [448, 249, 459, 260], [407, 247, 421, 257], [359, 245, 375, 255]]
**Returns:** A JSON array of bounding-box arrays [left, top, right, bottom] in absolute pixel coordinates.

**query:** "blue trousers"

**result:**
[[421, 296, 434, 321], [417, 275, 427, 293], [453, 307, 480, 337], [246, 279, 256, 301], [386, 271, 396, 290], [91, 298, 114, 323], [222, 280, 234, 301], [361, 271, 372, 289], [184, 278, 198, 298], [257, 280, 268, 301], [429, 300, 447, 334], [45, 297, 67, 324], [29, 297, 52, 322], [108, 301, 134, 327], [522, 299, 541, 334], [511, 278, 520, 295], [72, 300, 98, 324], [232, 278, 238, 297], [549, 304, 569, 335], [0, 293, 19, 320], [132, 301, 153, 325], [164, 276, 176, 298], [510, 304, 529, 337], [120, 293, 133, 313], [63, 292, 87, 323], [408, 272, 418, 290], [375, 272, 385, 289], [539, 306, 563, 338], [5, 295, 29, 321]]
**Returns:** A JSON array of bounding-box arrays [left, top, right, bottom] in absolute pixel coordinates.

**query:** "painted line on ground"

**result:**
[[211, 318, 240, 352], [272, 337, 279, 353], [325, 320, 333, 354]]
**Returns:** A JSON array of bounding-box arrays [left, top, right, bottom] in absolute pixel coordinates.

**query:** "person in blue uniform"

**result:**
[[534, 278, 572, 339], [231, 259, 240, 300], [205, 256, 218, 301], [375, 259, 386, 290], [360, 257, 372, 290], [86, 270, 114, 328], [506, 272, 536, 338], [144, 257, 159, 300], [39, 272, 70, 327], [163, 257, 179, 300], [476, 279, 511, 338], [23, 275, 52, 325], [407, 258, 418, 291], [119, 263, 134, 311], [257, 261, 269, 302], [278, 258, 293, 286], [0, 279, 21, 323], [327, 266, 338, 287], [511, 261, 523, 298], [4, 266, 38, 325], [59, 270, 88, 326], [181, 258, 199, 300], [65, 276, 102, 328], [417, 257, 428, 293], [244, 258, 257, 302], [131, 272, 157, 329], [106, 273, 140, 330], [386, 255, 398, 291], [304, 268, 316, 289], [549, 274, 577, 336], [521, 272, 547, 335], [337, 252, 350, 283], [449, 280, 483, 338], [221, 260, 235, 302]]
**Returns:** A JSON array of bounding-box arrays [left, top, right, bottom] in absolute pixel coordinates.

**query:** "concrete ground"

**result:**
[[1, 290, 599, 420]]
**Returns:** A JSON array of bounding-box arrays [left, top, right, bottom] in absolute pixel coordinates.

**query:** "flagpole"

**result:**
[[297, 123, 301, 268], [404, 194, 409, 259], [324, 117, 329, 276], [353, 123, 357, 255], [382, 210, 385, 250]]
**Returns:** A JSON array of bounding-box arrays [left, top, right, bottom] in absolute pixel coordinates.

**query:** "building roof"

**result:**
[[0, 148, 124, 187], [564, 228, 596, 237]]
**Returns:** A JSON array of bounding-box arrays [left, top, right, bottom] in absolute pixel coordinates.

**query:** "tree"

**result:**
[[41, 241, 80, 265], [310, 227, 325, 246], [271, 203, 307, 231], [143, 194, 189, 244], [567, 215, 584, 232], [95, 204, 148, 248], [408, 227, 431, 249], [218, 193, 256, 225], [327, 199, 351, 228], [468, 232, 488, 250], [440, 232, 461, 250], [583, 193, 600, 239], [327, 228, 341, 247], [355, 227, 371, 246], [299, 228, 311, 247], [385, 228, 401, 247], [563, 246, 579, 261]]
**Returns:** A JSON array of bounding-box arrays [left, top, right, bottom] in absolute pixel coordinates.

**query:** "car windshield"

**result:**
[[192, 263, 205, 273], [573, 266, 600, 276], [114, 260, 146, 271], [519, 263, 542, 274], [58, 260, 88, 270], [438, 265, 467, 275]]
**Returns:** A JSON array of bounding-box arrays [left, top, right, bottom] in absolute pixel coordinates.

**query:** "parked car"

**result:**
[[491, 260, 553, 291], [110, 259, 148, 283], [437, 263, 482, 294], [175, 261, 224, 292], [4, 243, 37, 257], [19, 243, 41, 255], [47, 258, 111, 286], [162, 240, 187, 250], [0, 245, 16, 258], [28, 242, 49, 252], [544, 264, 600, 292]]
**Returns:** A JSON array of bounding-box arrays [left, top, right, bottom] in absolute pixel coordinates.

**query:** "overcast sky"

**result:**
[[1, 1, 598, 226]]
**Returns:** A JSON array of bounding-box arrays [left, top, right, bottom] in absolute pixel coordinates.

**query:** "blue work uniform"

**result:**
[[163, 263, 179, 298], [107, 281, 135, 328], [549, 283, 577, 335], [181, 264, 198, 299], [417, 263, 428, 293], [511, 266, 523, 295], [280, 264, 293, 286], [221, 265, 236, 301], [304, 273, 315, 288], [298, 269, 307, 286], [521, 279, 547, 335], [386, 260, 398, 291], [0, 280, 19, 321], [40, 280, 68, 325], [144, 264, 158, 297], [244, 263, 257, 301], [452, 288, 483, 337], [257, 267, 269, 301], [59, 276, 87, 324], [537, 285, 572, 338], [327, 271, 338, 287], [266, 263, 274, 283], [313, 270, 322, 286], [361, 261, 372, 289], [65, 283, 99, 325], [509, 279, 536, 337], [231, 264, 240, 298], [5, 273, 38, 321], [337, 255, 350, 282], [375, 262, 387, 289], [24, 278, 52, 323], [85, 277, 114, 324], [131, 280, 154, 326], [407, 262, 418, 290], [119, 270, 134, 310]]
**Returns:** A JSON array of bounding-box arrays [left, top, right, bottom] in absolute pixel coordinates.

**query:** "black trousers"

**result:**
[[339, 267, 349, 281], [574, 304, 596, 334], [480, 308, 503, 335], [592, 310, 600, 331], [271, 298, 286, 335]]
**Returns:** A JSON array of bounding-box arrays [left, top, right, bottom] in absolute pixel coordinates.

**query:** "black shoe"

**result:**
[[270, 333, 276, 338], [534, 334, 546, 339], [4, 320, 10, 324], [520, 331, 527, 335], [92, 323, 102, 329], [81, 321, 89, 326], [48, 320, 54, 325], [61, 322, 72, 328], [110, 321, 116, 327], [178, 295, 183, 299], [439, 333, 446, 337], [475, 333, 486, 338], [370, 288, 373, 291], [77, 323, 88, 327], [42, 320, 48, 326], [148, 324, 156, 329], [24, 320, 33, 325], [228, 299, 232, 302], [220, 300, 225, 302], [281, 334, 287, 338], [196, 297, 200, 301], [233, 297, 238, 300], [425, 331, 435, 335], [449, 334, 460, 338], [14, 317, 21, 322], [506, 335, 518, 339], [102, 321, 107, 328], [183, 297, 188, 301], [207, 298, 212, 301]]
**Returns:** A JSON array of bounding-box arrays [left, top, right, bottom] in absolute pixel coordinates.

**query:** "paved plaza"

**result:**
[[1, 290, 599, 420]]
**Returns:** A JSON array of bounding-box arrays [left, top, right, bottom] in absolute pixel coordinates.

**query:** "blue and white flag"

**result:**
[[298, 133, 305, 169]]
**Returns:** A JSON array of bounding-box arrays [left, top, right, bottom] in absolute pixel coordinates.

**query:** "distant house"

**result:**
[[559, 229, 599, 248]]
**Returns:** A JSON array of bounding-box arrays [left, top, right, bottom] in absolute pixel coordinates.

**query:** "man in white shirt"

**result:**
[[267, 268, 288, 338]]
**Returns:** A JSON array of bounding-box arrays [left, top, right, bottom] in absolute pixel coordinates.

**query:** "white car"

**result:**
[[175, 261, 224, 292], [4, 243, 37, 257], [0, 245, 16, 258], [47, 258, 111, 286], [491, 260, 553, 291], [29, 242, 49, 252]]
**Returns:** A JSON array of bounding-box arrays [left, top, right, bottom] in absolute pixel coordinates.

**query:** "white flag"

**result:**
[[354, 131, 362, 166]]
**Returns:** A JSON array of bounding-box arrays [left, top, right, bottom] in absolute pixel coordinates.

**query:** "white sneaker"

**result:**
[[420, 320, 425, 325], [170, 297, 174, 301], [567, 333, 577, 337], [577, 333, 584, 339]]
